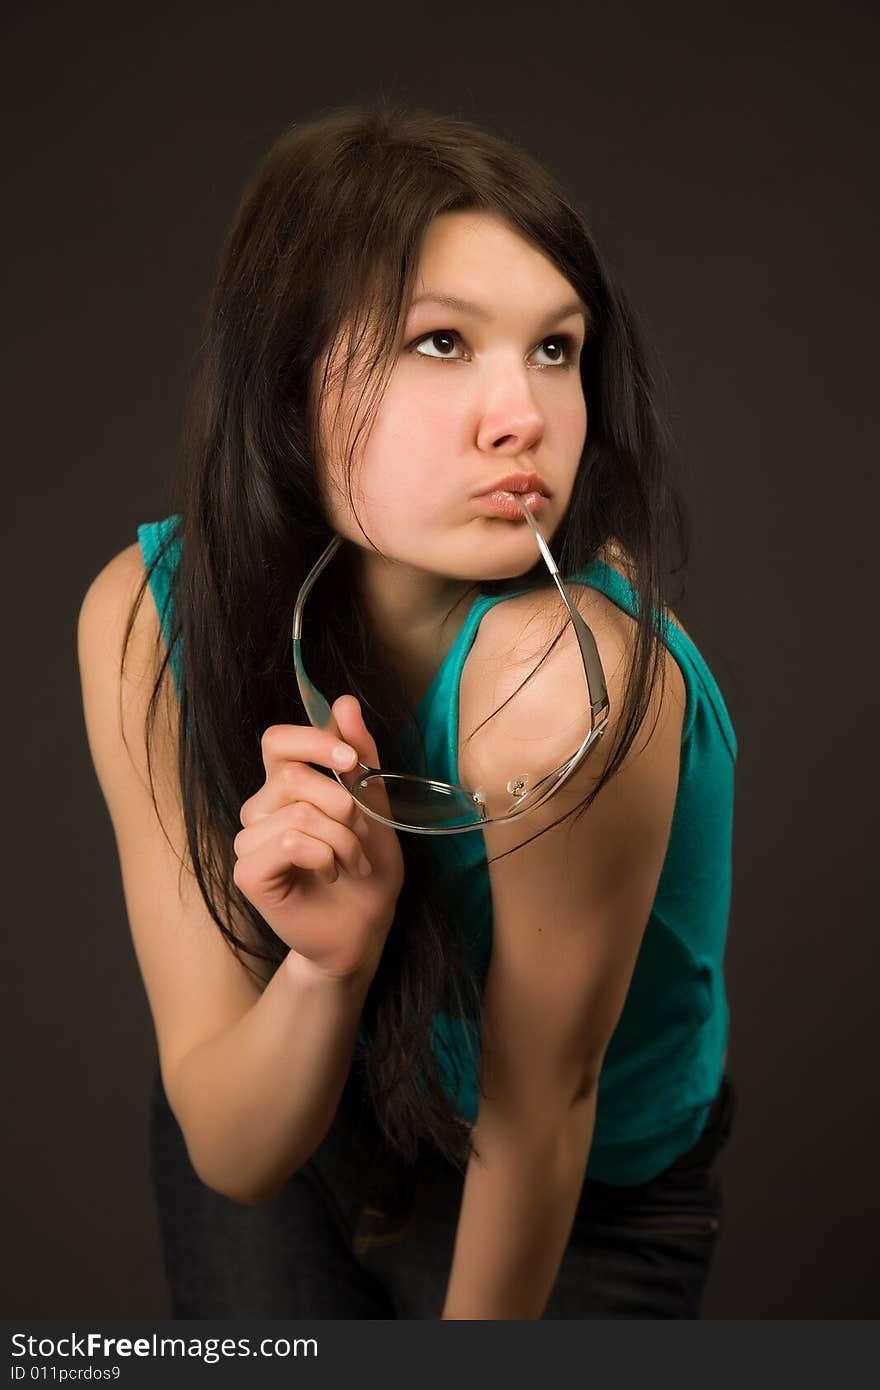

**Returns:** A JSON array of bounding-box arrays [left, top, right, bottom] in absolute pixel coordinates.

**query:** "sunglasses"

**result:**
[[292, 493, 610, 835]]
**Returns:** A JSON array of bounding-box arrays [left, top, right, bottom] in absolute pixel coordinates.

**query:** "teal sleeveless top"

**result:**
[[138, 516, 737, 1186]]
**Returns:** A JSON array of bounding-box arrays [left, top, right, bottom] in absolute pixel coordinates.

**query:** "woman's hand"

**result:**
[[233, 694, 405, 983]]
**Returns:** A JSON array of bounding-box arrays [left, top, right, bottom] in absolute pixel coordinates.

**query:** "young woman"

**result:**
[[77, 103, 738, 1319]]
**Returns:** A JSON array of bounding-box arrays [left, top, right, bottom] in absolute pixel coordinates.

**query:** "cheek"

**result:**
[[568, 391, 588, 438], [557, 394, 588, 460], [361, 385, 460, 488]]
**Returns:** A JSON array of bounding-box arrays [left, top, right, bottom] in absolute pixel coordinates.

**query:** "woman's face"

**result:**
[[313, 209, 589, 586]]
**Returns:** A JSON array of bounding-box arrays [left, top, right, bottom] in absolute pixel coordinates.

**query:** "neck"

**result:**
[[353, 549, 479, 708]]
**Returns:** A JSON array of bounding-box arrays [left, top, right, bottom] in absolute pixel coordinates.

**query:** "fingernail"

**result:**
[[332, 744, 357, 769], [354, 814, 370, 840], [357, 852, 372, 878]]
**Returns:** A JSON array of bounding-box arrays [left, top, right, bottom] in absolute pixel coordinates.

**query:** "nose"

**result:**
[[475, 371, 545, 455]]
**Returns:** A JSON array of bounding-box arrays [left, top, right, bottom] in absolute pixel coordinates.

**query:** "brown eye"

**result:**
[[412, 330, 462, 361], [410, 329, 579, 367], [533, 335, 577, 367]]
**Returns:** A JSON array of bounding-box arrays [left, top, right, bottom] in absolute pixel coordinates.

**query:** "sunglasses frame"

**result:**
[[292, 493, 610, 835]]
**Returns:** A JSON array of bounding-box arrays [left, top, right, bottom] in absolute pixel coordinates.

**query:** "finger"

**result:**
[[240, 758, 368, 833], [234, 803, 371, 882], [233, 823, 342, 896], [331, 695, 397, 832], [259, 722, 360, 785], [332, 694, 381, 768]]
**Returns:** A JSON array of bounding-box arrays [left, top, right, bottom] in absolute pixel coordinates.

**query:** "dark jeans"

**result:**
[[150, 1066, 736, 1319]]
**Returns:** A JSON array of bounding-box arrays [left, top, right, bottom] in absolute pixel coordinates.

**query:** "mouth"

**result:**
[[471, 489, 550, 521], [472, 471, 551, 500]]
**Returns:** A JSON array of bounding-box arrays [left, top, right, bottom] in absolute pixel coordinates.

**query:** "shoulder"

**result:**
[[458, 558, 686, 865], [78, 541, 175, 819], [78, 540, 167, 715], [456, 563, 688, 1104], [79, 540, 276, 987], [78, 541, 158, 676], [80, 539, 148, 610]]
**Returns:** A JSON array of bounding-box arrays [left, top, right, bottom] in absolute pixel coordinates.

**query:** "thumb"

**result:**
[[330, 694, 398, 834], [331, 694, 379, 769]]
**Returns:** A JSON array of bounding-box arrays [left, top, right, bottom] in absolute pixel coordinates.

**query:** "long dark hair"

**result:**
[[123, 101, 689, 1172]]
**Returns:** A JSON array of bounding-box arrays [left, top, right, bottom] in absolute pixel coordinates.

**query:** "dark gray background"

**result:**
[[2, 0, 876, 1318]]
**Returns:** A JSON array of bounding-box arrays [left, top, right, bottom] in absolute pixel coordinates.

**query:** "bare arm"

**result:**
[[443, 582, 684, 1315], [442, 1089, 597, 1319], [168, 950, 372, 1203], [78, 543, 391, 1205]]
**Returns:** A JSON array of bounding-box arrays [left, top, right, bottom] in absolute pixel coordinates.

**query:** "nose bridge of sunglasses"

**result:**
[[506, 772, 531, 798]]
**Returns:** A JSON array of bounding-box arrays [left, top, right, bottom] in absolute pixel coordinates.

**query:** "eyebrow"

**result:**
[[408, 291, 590, 333]]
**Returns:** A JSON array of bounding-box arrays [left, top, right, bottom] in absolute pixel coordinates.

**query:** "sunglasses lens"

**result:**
[[352, 772, 484, 829]]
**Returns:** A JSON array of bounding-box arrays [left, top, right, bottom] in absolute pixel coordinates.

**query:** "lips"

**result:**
[[472, 471, 551, 499], [472, 490, 550, 520]]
